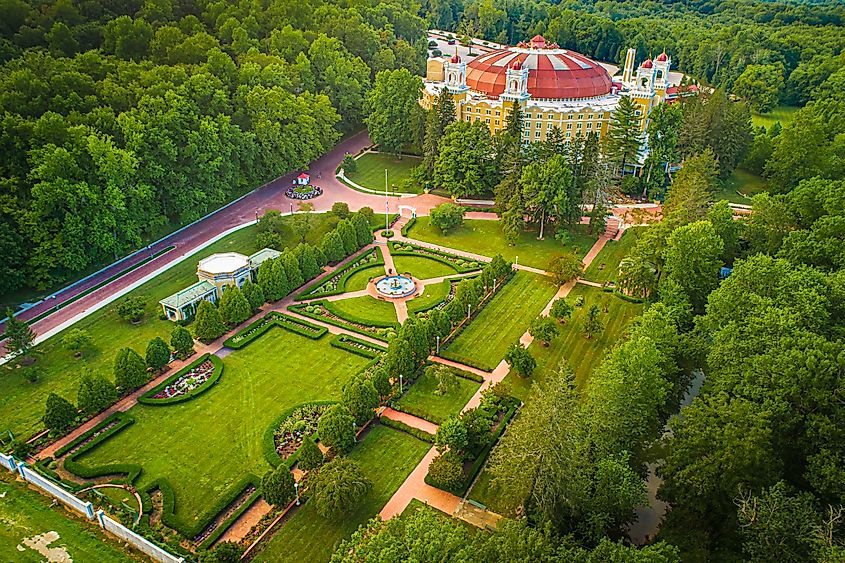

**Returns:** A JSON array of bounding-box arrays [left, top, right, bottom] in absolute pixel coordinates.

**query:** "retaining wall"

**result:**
[[99, 511, 185, 563]]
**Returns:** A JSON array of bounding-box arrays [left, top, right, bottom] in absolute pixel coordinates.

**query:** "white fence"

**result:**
[[2, 455, 183, 563]]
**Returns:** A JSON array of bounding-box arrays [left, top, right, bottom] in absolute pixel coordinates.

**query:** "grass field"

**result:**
[[714, 169, 769, 204], [582, 227, 646, 284], [75, 328, 371, 524], [392, 255, 457, 280], [0, 213, 391, 439], [751, 104, 799, 130], [324, 296, 398, 326], [345, 153, 423, 194], [343, 265, 385, 292], [406, 218, 597, 269], [407, 280, 451, 314], [393, 367, 481, 424], [253, 424, 429, 563], [0, 476, 145, 562], [443, 273, 557, 371]]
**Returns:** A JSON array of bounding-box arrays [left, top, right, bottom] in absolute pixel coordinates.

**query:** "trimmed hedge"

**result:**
[[296, 248, 384, 300], [330, 334, 386, 359], [388, 403, 439, 426], [379, 417, 435, 443], [371, 213, 400, 232], [457, 405, 518, 496], [63, 412, 141, 483], [223, 312, 327, 349], [290, 302, 394, 342], [198, 488, 262, 550], [262, 401, 337, 469], [437, 351, 497, 373], [55, 412, 132, 458], [138, 354, 223, 406], [388, 241, 484, 273], [400, 217, 416, 236], [273, 312, 328, 339]]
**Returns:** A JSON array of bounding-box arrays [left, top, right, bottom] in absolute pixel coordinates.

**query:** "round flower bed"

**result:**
[[151, 359, 214, 400], [285, 185, 323, 200], [274, 404, 330, 459]]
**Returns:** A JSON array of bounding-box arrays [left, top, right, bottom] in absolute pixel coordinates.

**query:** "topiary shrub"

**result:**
[[426, 451, 464, 493]]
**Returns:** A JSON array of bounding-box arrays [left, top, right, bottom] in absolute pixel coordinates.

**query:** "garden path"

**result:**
[[378, 446, 461, 521], [380, 408, 439, 435], [214, 499, 273, 547]]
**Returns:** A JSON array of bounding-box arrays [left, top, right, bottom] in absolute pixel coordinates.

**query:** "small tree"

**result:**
[[548, 253, 584, 286], [332, 201, 351, 218], [317, 404, 356, 454], [114, 347, 148, 391], [309, 457, 372, 518], [4, 308, 35, 358], [352, 213, 374, 247], [241, 280, 265, 312], [342, 376, 379, 425], [261, 465, 295, 506], [218, 286, 252, 327], [435, 416, 468, 454], [337, 219, 359, 255], [550, 298, 573, 324], [43, 393, 77, 435], [427, 451, 464, 492], [116, 296, 146, 323], [297, 435, 324, 470], [145, 337, 170, 371], [194, 300, 227, 342], [504, 341, 536, 378], [429, 203, 465, 234], [370, 368, 392, 400], [62, 328, 92, 356], [427, 364, 455, 396], [78, 373, 117, 416], [529, 317, 559, 346], [170, 326, 194, 359], [583, 304, 605, 339], [341, 154, 357, 174], [321, 230, 346, 264]]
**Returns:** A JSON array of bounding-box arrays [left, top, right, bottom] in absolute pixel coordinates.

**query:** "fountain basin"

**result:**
[[375, 275, 416, 298]]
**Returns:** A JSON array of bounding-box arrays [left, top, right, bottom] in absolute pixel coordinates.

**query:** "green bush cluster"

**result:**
[[330, 334, 386, 359], [138, 354, 223, 406], [63, 413, 141, 482], [262, 401, 337, 468]]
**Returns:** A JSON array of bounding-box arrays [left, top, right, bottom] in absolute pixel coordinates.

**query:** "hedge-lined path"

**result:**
[[214, 498, 273, 547], [378, 446, 461, 521], [428, 356, 489, 379], [379, 408, 439, 435]]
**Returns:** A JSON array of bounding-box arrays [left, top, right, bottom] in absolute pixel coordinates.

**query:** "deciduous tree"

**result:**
[[309, 456, 372, 518], [504, 341, 535, 377]]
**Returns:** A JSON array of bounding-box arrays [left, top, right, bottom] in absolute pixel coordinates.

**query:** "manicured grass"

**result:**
[[345, 153, 423, 194], [407, 280, 451, 314], [0, 476, 145, 562], [714, 169, 769, 204], [253, 424, 430, 563], [0, 213, 392, 439], [343, 265, 386, 292], [324, 296, 398, 326], [75, 328, 371, 525], [582, 227, 646, 284], [751, 104, 798, 130], [392, 255, 457, 280], [393, 367, 481, 424], [504, 284, 644, 401], [406, 218, 597, 269], [444, 273, 557, 371]]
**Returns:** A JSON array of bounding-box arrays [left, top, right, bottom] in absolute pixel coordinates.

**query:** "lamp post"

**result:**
[[294, 481, 300, 506], [255, 210, 259, 224], [399, 374, 403, 394], [468, 303, 471, 319], [289, 202, 293, 215], [353, 421, 357, 443], [515, 255, 519, 269], [436, 336, 440, 355], [385, 168, 389, 232]]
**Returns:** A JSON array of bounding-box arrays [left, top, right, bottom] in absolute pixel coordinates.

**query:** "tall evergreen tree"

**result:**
[[170, 325, 194, 359], [43, 393, 77, 435], [321, 230, 346, 263], [145, 336, 170, 371], [78, 372, 117, 416], [295, 244, 321, 281], [114, 347, 148, 391], [337, 220, 359, 255], [4, 307, 35, 357], [283, 251, 304, 289], [422, 88, 456, 179], [352, 213, 373, 247], [218, 286, 252, 326], [193, 300, 227, 343], [242, 280, 265, 312], [604, 96, 642, 175]]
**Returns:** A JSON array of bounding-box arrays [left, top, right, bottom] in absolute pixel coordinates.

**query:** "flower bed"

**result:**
[[290, 302, 398, 341], [138, 354, 223, 406], [262, 401, 337, 468], [296, 248, 383, 300], [388, 241, 483, 273], [273, 403, 331, 460], [285, 185, 323, 200], [330, 334, 386, 359]]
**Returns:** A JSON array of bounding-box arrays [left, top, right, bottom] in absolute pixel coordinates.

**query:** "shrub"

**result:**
[[116, 296, 146, 323], [296, 435, 324, 470], [170, 326, 195, 359], [427, 451, 464, 493], [42, 393, 77, 435], [309, 457, 372, 518], [332, 201, 351, 218], [62, 329, 92, 354], [429, 203, 465, 234], [77, 373, 117, 416], [434, 417, 468, 454], [261, 465, 295, 506], [341, 154, 357, 174], [317, 404, 356, 454], [145, 337, 170, 371]]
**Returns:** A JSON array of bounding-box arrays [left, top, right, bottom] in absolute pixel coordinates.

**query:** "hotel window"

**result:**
[[466, 116, 471, 121], [535, 130, 541, 137], [567, 114, 573, 119], [588, 114, 593, 119], [486, 118, 490, 123], [566, 132, 571, 137], [526, 113, 532, 119], [566, 123, 572, 130], [577, 122, 582, 128], [486, 109, 491, 115], [586, 122, 592, 129], [495, 120, 500, 125], [547, 122, 554, 129], [495, 110, 501, 116]]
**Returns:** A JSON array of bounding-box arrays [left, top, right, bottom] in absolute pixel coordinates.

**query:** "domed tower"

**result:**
[[501, 58, 530, 101], [444, 51, 468, 94], [654, 51, 670, 101]]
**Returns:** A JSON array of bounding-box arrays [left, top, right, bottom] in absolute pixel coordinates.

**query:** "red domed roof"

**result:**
[[642, 58, 653, 68], [465, 44, 612, 100], [656, 52, 668, 62]]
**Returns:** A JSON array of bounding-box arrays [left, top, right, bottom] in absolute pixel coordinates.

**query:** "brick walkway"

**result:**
[[380, 408, 439, 435]]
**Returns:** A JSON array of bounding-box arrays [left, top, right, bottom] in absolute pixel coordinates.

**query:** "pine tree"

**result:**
[[193, 300, 227, 343], [422, 88, 456, 179], [295, 244, 321, 281], [337, 220, 358, 255], [43, 393, 77, 434], [218, 286, 252, 326], [114, 347, 148, 391], [297, 435, 324, 470], [261, 465, 295, 506], [272, 259, 291, 299], [4, 307, 35, 357], [78, 373, 117, 415], [283, 251, 304, 289], [145, 337, 171, 371], [242, 280, 265, 312], [321, 230, 345, 263], [352, 213, 374, 247], [170, 326, 194, 359], [605, 96, 642, 175], [313, 246, 327, 268]]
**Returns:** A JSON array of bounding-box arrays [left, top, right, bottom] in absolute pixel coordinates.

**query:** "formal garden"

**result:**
[[341, 152, 424, 195]]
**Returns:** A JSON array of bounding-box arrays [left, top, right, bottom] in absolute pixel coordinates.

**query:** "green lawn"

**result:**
[[407, 280, 451, 314], [392, 255, 457, 280], [75, 328, 371, 526], [393, 367, 481, 424], [406, 218, 598, 269], [0, 476, 146, 562], [751, 104, 799, 130], [343, 265, 386, 292], [345, 153, 423, 194], [443, 273, 558, 371], [582, 227, 646, 284], [324, 296, 398, 327], [253, 424, 430, 563], [714, 169, 769, 204], [0, 213, 392, 439]]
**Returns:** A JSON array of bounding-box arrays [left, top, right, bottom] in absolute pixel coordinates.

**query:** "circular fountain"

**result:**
[[374, 275, 417, 298]]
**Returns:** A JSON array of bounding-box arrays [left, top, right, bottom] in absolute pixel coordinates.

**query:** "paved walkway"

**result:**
[[380, 408, 439, 435], [378, 446, 461, 520]]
